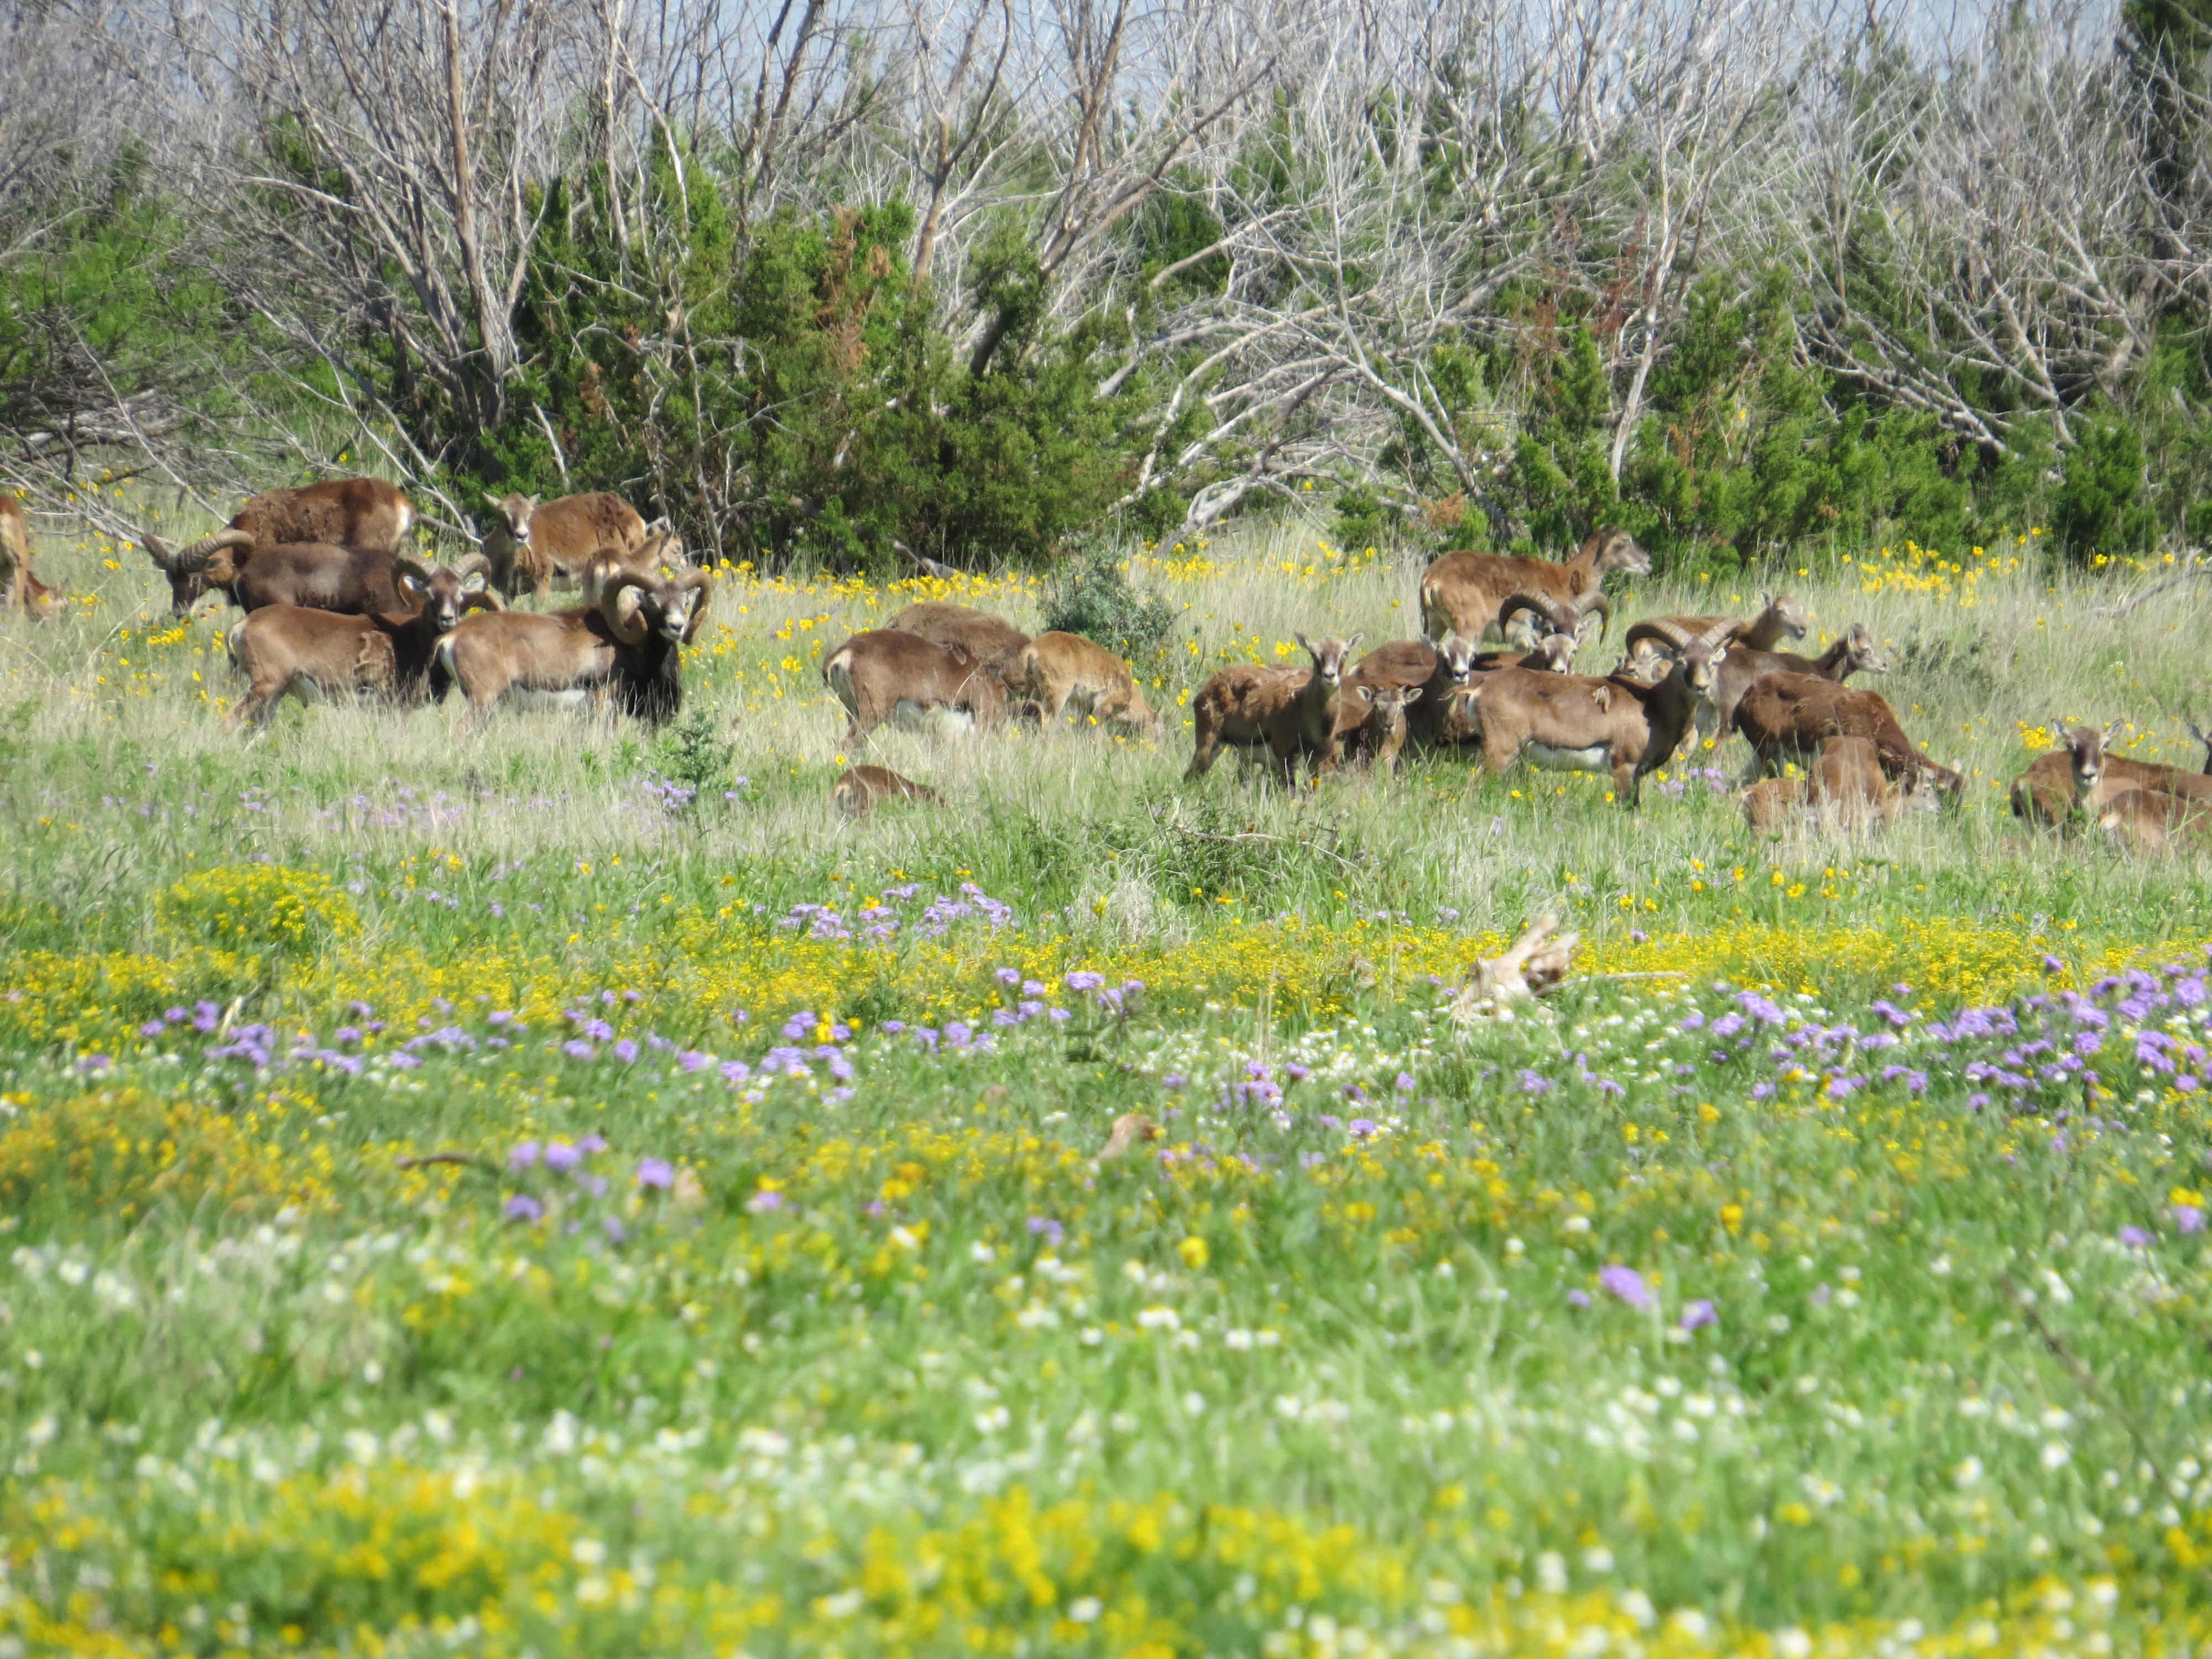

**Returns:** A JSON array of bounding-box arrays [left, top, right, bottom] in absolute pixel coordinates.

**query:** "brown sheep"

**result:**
[[1019, 632, 1159, 731], [1419, 527, 1650, 644], [144, 478, 414, 616], [1185, 634, 1360, 782], [821, 629, 1007, 744], [833, 765, 945, 815]]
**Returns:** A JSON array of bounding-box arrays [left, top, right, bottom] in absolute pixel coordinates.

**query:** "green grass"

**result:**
[[0, 507, 2209, 1656]]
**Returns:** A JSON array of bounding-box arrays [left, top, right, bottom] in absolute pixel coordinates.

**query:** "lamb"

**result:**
[[833, 766, 944, 815], [1321, 683, 1422, 774]]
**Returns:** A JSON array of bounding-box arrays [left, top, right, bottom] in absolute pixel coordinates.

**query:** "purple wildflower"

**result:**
[[509, 1141, 541, 1170], [542, 1141, 581, 1174], [503, 1194, 544, 1223], [1566, 1289, 1593, 1310], [747, 1188, 785, 1214], [1679, 1299, 1718, 1332], [637, 1158, 674, 1191], [1598, 1265, 1652, 1310]]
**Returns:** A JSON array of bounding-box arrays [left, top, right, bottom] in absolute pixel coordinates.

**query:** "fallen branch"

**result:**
[[2089, 556, 2208, 618], [1450, 915, 1581, 1023]]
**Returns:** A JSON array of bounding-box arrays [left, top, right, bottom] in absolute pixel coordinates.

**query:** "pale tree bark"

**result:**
[[1777, 0, 2171, 452]]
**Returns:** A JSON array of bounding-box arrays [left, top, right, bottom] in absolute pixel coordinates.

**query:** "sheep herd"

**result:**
[[0, 477, 2185, 847]]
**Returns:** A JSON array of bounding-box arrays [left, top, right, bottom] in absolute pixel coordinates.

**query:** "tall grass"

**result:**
[[4, 503, 2212, 1656]]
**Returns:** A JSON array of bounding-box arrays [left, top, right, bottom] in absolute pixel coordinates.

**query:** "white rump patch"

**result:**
[[887, 701, 977, 737], [1523, 742, 1612, 774], [508, 688, 593, 711]]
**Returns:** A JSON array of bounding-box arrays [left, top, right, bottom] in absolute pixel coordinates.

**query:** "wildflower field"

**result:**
[[3, 509, 2212, 1657]]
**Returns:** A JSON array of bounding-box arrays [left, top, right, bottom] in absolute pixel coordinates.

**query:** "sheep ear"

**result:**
[[1401, 686, 1422, 706], [1294, 630, 1313, 656], [460, 571, 486, 593], [1344, 632, 1363, 653]]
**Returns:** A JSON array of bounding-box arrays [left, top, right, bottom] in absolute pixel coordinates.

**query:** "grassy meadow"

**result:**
[[1, 499, 2210, 1657]]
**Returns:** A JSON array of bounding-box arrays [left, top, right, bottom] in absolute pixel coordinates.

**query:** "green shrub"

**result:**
[[1331, 487, 1394, 553], [1039, 540, 1179, 661], [2053, 416, 2157, 563]]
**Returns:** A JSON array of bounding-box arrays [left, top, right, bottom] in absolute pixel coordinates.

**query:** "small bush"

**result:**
[[1040, 540, 1178, 661], [1332, 487, 1394, 553], [649, 709, 738, 814]]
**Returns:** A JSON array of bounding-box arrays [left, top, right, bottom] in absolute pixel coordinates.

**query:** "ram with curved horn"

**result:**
[[1497, 587, 1611, 653], [431, 556, 711, 724], [1418, 526, 1650, 645], [143, 478, 414, 617], [198, 541, 439, 617], [1467, 618, 1739, 807], [1621, 592, 1807, 678]]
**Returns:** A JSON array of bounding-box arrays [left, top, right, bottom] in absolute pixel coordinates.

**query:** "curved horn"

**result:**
[[462, 587, 507, 613], [390, 552, 435, 592], [599, 570, 654, 646], [580, 551, 628, 609], [1693, 616, 1741, 652], [1622, 617, 1694, 655], [450, 551, 494, 585], [672, 565, 714, 643], [179, 527, 257, 566], [1573, 588, 1612, 639], [1498, 592, 1567, 633], [152, 527, 253, 571]]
